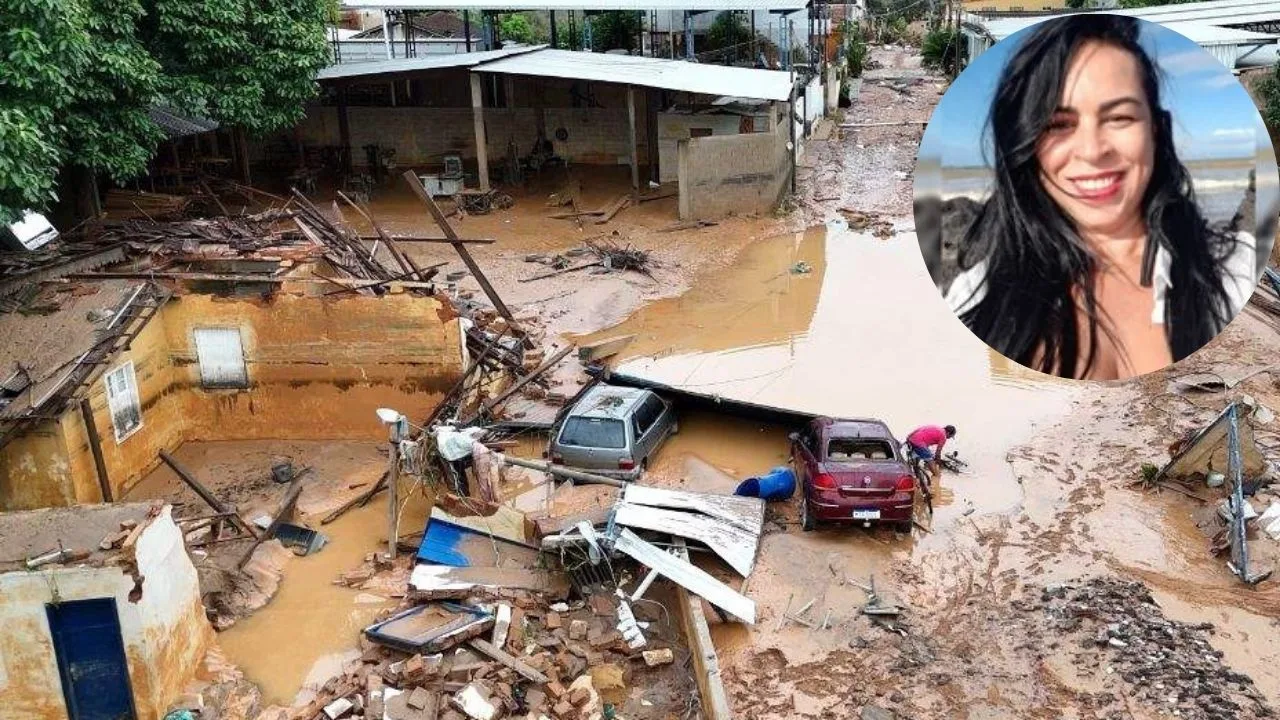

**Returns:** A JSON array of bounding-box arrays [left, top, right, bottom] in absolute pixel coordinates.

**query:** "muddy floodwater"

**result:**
[[581, 222, 1081, 540], [217, 494, 431, 706]]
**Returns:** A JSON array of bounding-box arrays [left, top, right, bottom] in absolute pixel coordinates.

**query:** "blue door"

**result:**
[[46, 598, 137, 720]]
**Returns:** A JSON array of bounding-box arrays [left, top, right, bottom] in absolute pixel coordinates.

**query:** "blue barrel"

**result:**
[[735, 466, 796, 501]]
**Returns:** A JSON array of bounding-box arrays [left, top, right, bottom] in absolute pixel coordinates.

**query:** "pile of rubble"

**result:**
[[299, 582, 681, 720], [1038, 578, 1272, 720]]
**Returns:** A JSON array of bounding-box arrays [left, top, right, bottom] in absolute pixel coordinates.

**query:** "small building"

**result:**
[[334, 11, 482, 63], [289, 46, 806, 221], [0, 220, 465, 511], [0, 503, 211, 720]]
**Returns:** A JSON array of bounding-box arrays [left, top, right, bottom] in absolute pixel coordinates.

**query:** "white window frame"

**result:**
[[193, 327, 249, 390], [104, 361, 143, 444]]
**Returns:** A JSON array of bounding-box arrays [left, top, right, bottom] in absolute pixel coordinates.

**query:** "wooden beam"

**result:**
[[236, 475, 305, 569], [337, 85, 353, 175], [402, 171, 519, 330], [159, 451, 261, 540], [470, 74, 490, 192], [79, 398, 112, 502], [468, 639, 548, 684], [68, 272, 286, 283], [467, 344, 574, 422], [356, 235, 495, 245]]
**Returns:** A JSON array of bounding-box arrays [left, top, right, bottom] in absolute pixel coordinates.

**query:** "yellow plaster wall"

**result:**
[[0, 291, 462, 509]]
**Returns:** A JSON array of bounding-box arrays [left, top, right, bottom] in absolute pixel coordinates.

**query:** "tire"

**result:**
[[800, 493, 816, 532]]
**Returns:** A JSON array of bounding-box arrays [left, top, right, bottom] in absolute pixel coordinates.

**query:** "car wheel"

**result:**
[[800, 494, 816, 532], [896, 520, 914, 534]]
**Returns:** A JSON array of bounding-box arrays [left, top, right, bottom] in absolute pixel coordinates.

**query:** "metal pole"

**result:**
[[387, 439, 399, 558], [382, 11, 393, 59], [79, 398, 112, 502], [464, 10, 472, 52], [550, 10, 558, 47]]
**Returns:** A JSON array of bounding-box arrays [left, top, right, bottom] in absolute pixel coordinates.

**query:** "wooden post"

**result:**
[[159, 450, 260, 540], [387, 440, 400, 559], [337, 85, 353, 176], [646, 89, 661, 185], [236, 127, 252, 185], [470, 74, 490, 192], [627, 86, 639, 198], [79, 398, 112, 502]]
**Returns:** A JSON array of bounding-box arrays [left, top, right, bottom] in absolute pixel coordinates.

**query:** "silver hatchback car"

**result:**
[[548, 385, 678, 480]]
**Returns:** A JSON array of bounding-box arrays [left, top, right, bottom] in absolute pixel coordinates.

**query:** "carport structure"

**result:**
[[308, 46, 797, 219]]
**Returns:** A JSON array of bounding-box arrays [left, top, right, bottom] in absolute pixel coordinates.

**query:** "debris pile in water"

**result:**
[[1039, 578, 1273, 720]]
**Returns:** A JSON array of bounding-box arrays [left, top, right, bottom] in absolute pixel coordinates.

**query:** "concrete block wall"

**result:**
[[291, 105, 644, 168], [656, 113, 753, 183], [677, 120, 790, 221]]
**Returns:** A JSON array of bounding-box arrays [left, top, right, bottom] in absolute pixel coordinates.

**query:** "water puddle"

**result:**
[[216, 493, 431, 706]]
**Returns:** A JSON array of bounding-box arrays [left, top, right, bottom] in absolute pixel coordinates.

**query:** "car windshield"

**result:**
[[827, 438, 894, 461], [559, 417, 627, 449]]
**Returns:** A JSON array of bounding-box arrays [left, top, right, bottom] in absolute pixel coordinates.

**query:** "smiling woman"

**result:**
[[922, 15, 1268, 381]]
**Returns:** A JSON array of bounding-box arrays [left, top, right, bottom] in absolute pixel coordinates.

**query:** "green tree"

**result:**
[[498, 13, 543, 45], [845, 21, 868, 78], [0, 0, 330, 222], [921, 26, 965, 76], [1257, 68, 1280, 140], [589, 11, 641, 52], [704, 11, 750, 53]]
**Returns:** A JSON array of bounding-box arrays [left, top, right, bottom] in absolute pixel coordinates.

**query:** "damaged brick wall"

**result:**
[[3, 290, 463, 508], [0, 508, 211, 720]]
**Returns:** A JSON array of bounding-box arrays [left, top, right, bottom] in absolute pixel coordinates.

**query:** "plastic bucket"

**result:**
[[735, 466, 796, 501]]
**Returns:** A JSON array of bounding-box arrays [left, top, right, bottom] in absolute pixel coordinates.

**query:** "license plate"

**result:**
[[852, 509, 881, 520]]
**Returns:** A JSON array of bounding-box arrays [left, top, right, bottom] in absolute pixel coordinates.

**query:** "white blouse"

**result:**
[[945, 232, 1259, 326]]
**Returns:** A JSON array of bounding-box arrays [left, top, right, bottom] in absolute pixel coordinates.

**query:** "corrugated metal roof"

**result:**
[[317, 45, 542, 80], [978, 16, 1276, 45], [1120, 0, 1280, 22], [148, 106, 219, 139], [343, 0, 806, 10], [472, 48, 795, 101]]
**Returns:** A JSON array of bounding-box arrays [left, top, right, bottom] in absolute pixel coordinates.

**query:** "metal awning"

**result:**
[[317, 45, 543, 81], [471, 48, 794, 101], [343, 0, 806, 9], [149, 106, 219, 140]]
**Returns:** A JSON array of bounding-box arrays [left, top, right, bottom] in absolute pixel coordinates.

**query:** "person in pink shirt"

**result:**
[[906, 424, 956, 470]]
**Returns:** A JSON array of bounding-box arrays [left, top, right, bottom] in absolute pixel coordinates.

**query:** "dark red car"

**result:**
[[790, 417, 916, 532]]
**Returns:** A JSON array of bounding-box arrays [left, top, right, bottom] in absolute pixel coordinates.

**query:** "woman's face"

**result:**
[[1035, 40, 1155, 239]]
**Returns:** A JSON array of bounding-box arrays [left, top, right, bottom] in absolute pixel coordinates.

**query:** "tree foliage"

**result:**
[[921, 26, 965, 76], [589, 11, 641, 52], [498, 13, 543, 45], [0, 0, 330, 222], [704, 11, 750, 53]]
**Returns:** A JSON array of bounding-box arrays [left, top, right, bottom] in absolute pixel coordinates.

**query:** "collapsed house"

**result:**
[[0, 503, 210, 720], [0, 208, 466, 511]]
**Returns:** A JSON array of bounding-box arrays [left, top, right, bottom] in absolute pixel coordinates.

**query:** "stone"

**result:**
[[569, 687, 591, 707], [861, 706, 896, 720], [546, 681, 567, 699], [568, 620, 588, 641], [545, 612, 563, 630], [553, 700, 574, 717], [642, 648, 674, 667], [322, 697, 354, 719], [407, 687, 432, 710]]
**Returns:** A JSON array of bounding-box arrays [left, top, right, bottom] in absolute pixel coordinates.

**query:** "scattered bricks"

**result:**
[[588, 595, 615, 616], [366, 675, 385, 718], [557, 652, 587, 680], [553, 700, 574, 718], [643, 648, 675, 667], [525, 688, 547, 711], [545, 612, 563, 630], [585, 651, 605, 666], [492, 604, 512, 648], [546, 681, 567, 700], [535, 634, 561, 649], [569, 687, 591, 708], [407, 688, 432, 710], [340, 567, 376, 586], [402, 654, 428, 685], [568, 620, 588, 641], [506, 608, 526, 652], [100, 529, 131, 551], [590, 630, 622, 650]]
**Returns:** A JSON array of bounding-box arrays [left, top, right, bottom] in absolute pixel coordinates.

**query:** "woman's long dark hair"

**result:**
[[956, 14, 1237, 379]]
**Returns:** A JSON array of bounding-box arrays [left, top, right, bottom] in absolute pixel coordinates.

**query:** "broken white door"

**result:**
[[193, 327, 248, 389], [104, 361, 142, 443]]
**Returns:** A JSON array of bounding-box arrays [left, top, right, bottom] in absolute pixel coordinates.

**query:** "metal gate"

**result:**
[[46, 598, 137, 720], [193, 327, 248, 388]]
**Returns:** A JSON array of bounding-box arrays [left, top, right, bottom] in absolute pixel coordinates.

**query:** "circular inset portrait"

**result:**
[[914, 14, 1277, 382]]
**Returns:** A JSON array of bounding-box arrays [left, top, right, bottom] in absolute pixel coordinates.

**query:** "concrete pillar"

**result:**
[[550, 10, 558, 47], [677, 139, 691, 220], [684, 12, 694, 59], [382, 12, 393, 59], [471, 73, 490, 192], [627, 86, 639, 197]]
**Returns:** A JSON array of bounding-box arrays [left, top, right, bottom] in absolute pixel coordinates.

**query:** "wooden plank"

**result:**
[[357, 235, 494, 245], [614, 502, 759, 576], [69, 272, 286, 283], [237, 476, 305, 569], [409, 565, 571, 599], [622, 484, 765, 535], [467, 638, 548, 684], [402, 171, 517, 328], [613, 528, 755, 624], [79, 398, 112, 502], [467, 344, 574, 422], [159, 451, 260, 540], [671, 538, 734, 720]]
